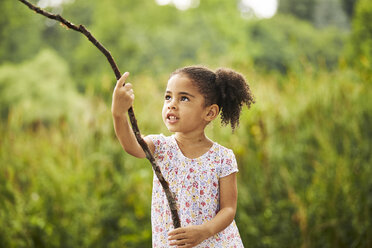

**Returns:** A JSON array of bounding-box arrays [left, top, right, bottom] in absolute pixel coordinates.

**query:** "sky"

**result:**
[[156, 0, 278, 18], [242, 0, 278, 18], [37, 0, 72, 8], [38, 0, 278, 19]]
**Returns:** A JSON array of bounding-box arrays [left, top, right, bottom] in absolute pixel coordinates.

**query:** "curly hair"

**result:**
[[171, 66, 255, 130]]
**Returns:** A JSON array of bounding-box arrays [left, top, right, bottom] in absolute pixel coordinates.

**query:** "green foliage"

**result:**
[[0, 49, 86, 128], [347, 0, 372, 81], [1, 0, 371, 247], [341, 0, 358, 18], [229, 69, 372, 247], [278, 0, 350, 29], [313, 0, 349, 29], [29, 0, 346, 97], [0, 0, 44, 63], [0, 53, 153, 246], [246, 15, 346, 73], [278, 0, 317, 21], [0, 122, 152, 247]]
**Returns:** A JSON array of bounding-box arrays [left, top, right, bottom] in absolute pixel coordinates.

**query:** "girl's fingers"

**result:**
[[116, 71, 129, 88], [177, 244, 192, 248], [168, 227, 185, 235], [122, 84, 134, 97], [168, 233, 186, 241], [168, 228, 185, 239], [169, 238, 188, 246]]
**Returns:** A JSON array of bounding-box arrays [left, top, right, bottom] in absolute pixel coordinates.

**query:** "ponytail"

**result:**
[[171, 66, 255, 130], [215, 68, 254, 130]]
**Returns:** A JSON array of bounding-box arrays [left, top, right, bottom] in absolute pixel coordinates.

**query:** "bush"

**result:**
[[0, 49, 86, 129]]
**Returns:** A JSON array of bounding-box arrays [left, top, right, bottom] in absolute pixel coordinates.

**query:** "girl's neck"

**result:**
[[175, 131, 208, 144], [174, 131, 214, 159]]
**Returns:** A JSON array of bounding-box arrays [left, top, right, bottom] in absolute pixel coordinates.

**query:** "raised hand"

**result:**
[[112, 72, 134, 116]]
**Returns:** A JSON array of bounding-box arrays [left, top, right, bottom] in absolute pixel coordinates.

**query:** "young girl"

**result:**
[[112, 66, 254, 247]]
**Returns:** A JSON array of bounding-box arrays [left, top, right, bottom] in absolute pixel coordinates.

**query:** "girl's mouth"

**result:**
[[167, 113, 179, 123]]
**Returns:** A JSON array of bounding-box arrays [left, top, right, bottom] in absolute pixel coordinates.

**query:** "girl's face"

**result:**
[[162, 74, 210, 134]]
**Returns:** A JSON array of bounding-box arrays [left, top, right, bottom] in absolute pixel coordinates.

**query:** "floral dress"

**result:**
[[148, 134, 244, 248]]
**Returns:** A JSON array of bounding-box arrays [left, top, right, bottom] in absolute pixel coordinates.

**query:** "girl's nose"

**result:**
[[168, 101, 177, 110]]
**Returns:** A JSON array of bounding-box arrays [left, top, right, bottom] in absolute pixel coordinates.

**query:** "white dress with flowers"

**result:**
[[148, 134, 244, 248]]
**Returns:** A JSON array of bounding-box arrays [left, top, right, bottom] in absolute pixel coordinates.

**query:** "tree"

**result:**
[[349, 0, 372, 79], [313, 0, 349, 29], [341, 0, 358, 18], [0, 0, 44, 63], [278, 0, 350, 29], [278, 0, 316, 22]]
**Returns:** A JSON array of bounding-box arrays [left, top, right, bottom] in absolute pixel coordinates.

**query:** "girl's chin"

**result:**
[[166, 126, 178, 132], [163, 122, 177, 132]]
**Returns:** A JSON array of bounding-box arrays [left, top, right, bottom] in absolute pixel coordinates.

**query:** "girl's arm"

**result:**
[[168, 173, 238, 247], [112, 72, 154, 158]]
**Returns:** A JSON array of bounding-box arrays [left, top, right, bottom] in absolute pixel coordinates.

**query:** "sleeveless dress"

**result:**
[[148, 134, 244, 248]]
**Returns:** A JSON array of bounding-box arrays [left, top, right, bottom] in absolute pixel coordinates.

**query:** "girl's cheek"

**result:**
[[161, 107, 168, 121], [162, 105, 167, 115]]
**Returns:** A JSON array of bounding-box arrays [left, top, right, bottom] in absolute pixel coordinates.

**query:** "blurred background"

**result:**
[[1, 0, 371, 247]]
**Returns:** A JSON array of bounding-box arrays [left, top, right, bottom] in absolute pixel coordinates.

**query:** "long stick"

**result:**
[[18, 0, 181, 229]]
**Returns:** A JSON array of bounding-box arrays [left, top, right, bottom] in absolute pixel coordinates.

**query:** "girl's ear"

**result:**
[[204, 104, 219, 122]]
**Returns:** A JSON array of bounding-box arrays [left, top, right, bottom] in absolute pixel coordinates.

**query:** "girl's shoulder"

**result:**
[[146, 134, 176, 154], [211, 143, 239, 178], [146, 133, 171, 145], [211, 141, 236, 159]]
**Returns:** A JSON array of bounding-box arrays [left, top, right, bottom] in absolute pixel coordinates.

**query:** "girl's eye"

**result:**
[[165, 95, 171, 101], [181, 96, 190, 102]]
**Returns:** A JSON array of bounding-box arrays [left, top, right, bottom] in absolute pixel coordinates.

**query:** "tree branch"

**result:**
[[18, 0, 181, 229]]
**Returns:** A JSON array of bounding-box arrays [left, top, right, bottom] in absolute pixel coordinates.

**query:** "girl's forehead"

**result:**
[[166, 74, 199, 93]]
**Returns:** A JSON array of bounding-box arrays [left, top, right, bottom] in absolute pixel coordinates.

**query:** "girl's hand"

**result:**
[[168, 225, 211, 247], [112, 72, 134, 117]]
